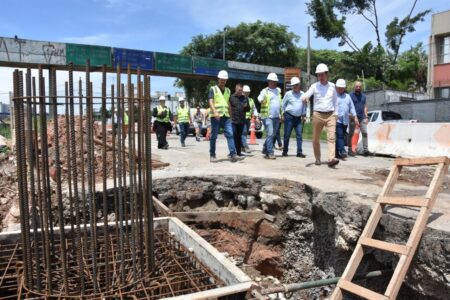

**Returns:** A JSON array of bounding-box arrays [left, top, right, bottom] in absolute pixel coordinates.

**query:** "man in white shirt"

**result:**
[[302, 63, 339, 167]]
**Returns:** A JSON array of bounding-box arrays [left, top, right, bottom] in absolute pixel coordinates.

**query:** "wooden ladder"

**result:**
[[331, 156, 450, 300]]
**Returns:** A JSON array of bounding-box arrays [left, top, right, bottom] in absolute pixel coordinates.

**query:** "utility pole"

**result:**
[[222, 27, 226, 60], [307, 26, 311, 87]]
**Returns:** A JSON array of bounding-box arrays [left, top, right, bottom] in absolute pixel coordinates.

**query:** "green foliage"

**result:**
[[0, 123, 11, 139], [177, 21, 299, 107], [385, 9, 431, 63]]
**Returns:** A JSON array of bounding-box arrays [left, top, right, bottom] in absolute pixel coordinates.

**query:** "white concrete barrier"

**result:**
[[358, 122, 450, 157]]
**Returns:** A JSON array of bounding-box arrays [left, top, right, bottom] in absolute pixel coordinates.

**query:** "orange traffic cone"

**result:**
[[248, 116, 258, 145], [352, 123, 360, 152]]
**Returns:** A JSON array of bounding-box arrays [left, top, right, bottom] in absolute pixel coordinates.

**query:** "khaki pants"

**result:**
[[312, 111, 336, 161]]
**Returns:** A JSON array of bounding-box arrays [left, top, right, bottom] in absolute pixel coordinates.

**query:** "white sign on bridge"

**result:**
[[0, 37, 66, 65]]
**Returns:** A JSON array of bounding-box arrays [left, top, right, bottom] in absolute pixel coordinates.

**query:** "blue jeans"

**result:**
[[336, 122, 348, 154], [273, 125, 282, 146], [283, 113, 303, 154], [179, 122, 189, 144], [241, 119, 250, 148], [210, 116, 236, 157], [262, 117, 280, 155]]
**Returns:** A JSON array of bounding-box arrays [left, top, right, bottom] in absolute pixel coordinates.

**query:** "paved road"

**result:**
[[151, 134, 450, 232]]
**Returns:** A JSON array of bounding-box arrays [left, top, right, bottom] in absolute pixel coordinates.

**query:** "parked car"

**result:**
[[368, 110, 417, 124]]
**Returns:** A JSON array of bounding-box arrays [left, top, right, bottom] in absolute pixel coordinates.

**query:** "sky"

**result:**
[[0, 0, 449, 101]]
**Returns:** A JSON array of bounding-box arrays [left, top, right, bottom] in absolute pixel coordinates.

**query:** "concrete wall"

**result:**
[[370, 98, 450, 122]]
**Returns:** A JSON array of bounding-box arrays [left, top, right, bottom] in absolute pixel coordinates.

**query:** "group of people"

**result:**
[[153, 63, 369, 167], [206, 65, 369, 166]]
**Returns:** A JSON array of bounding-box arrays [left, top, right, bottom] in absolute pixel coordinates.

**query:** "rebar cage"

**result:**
[[12, 61, 157, 297]]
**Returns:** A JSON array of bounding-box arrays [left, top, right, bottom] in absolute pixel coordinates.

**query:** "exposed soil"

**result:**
[[153, 175, 449, 300]]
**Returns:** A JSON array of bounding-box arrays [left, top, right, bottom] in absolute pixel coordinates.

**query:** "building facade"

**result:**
[[427, 10, 450, 99]]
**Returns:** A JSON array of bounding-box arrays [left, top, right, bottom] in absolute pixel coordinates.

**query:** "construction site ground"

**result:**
[[153, 133, 450, 233]]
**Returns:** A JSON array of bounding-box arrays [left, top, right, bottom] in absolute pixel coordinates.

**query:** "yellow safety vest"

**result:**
[[177, 106, 190, 123], [260, 87, 282, 118], [209, 85, 230, 118], [246, 97, 255, 119], [156, 106, 170, 123]]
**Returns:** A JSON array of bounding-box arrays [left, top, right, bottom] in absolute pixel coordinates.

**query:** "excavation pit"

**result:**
[[153, 175, 450, 300], [0, 217, 252, 299]]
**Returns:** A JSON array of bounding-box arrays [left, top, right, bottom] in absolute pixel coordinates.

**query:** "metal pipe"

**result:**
[[260, 269, 393, 295]]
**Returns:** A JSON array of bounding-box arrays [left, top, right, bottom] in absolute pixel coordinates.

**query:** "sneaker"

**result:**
[[181, 142, 186, 147], [328, 159, 339, 168], [282, 152, 288, 157], [210, 156, 217, 163], [348, 150, 355, 157], [245, 147, 251, 153], [296, 153, 306, 158], [196, 137, 201, 142], [163, 144, 169, 149], [363, 150, 371, 157], [315, 160, 321, 166], [267, 154, 276, 160]]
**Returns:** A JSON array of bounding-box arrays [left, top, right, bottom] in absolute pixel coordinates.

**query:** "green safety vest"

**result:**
[[209, 85, 230, 118], [246, 97, 255, 119], [177, 106, 190, 123], [156, 105, 170, 123], [260, 87, 282, 118]]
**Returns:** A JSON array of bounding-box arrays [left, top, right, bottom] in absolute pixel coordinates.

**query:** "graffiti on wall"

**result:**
[[0, 37, 66, 65]]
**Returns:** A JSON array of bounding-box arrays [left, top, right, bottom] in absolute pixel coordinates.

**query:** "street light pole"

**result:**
[[222, 27, 226, 60]]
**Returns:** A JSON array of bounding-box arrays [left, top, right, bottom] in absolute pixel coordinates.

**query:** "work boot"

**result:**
[[282, 152, 288, 157], [348, 150, 355, 157], [163, 144, 169, 150], [181, 142, 186, 147], [328, 159, 339, 168], [363, 150, 372, 157], [196, 136, 201, 142], [265, 154, 276, 160], [245, 147, 251, 153], [229, 154, 241, 162], [210, 156, 217, 163], [296, 153, 306, 158]]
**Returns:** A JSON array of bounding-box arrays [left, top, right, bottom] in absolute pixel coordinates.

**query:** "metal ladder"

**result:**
[[331, 156, 450, 300]]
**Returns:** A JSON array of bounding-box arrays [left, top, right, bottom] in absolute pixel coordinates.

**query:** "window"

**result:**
[[382, 111, 402, 121], [436, 87, 450, 98], [370, 112, 379, 122], [438, 36, 450, 64]]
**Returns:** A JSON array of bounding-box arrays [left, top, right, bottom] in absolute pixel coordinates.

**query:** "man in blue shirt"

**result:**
[[335, 79, 357, 159], [282, 77, 307, 157], [348, 81, 369, 156]]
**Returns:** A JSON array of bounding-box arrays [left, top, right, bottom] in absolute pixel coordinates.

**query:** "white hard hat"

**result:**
[[217, 70, 229, 79], [243, 85, 251, 92], [290, 77, 300, 86], [179, 97, 185, 102], [336, 79, 346, 88], [267, 73, 279, 82], [315, 63, 329, 74], [158, 95, 166, 101]]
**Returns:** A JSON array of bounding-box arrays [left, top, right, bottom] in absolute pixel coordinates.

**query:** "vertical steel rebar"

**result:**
[[101, 65, 110, 289], [68, 62, 85, 295], [51, 68, 69, 293], [26, 69, 41, 290], [85, 60, 99, 293]]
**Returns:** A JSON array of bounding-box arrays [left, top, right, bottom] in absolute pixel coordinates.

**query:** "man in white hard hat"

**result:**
[[335, 79, 357, 159], [258, 72, 282, 159], [301, 63, 339, 167], [152, 95, 172, 149], [174, 97, 192, 147], [241, 85, 258, 153], [282, 76, 307, 157], [208, 70, 241, 162]]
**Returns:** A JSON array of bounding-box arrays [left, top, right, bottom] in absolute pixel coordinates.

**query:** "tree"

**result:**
[[306, 0, 430, 81], [390, 43, 428, 92], [176, 21, 299, 107]]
